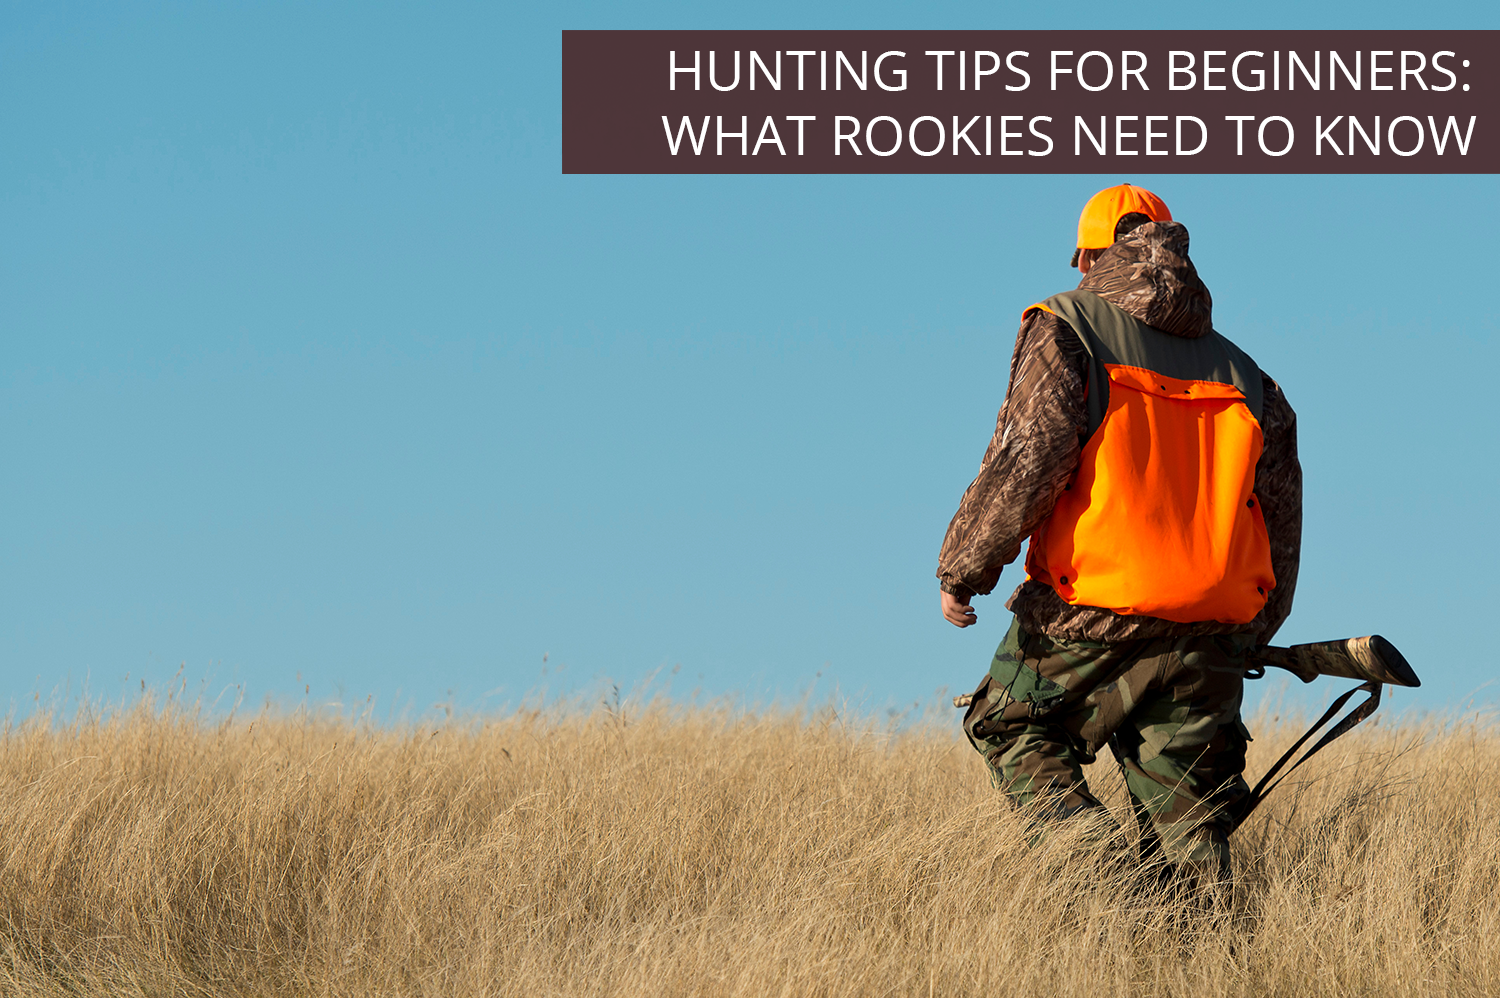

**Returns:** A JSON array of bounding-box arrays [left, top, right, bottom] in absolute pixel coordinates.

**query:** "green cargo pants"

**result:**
[[962, 619, 1255, 890]]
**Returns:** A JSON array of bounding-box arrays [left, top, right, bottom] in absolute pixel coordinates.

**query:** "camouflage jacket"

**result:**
[[936, 221, 1302, 644]]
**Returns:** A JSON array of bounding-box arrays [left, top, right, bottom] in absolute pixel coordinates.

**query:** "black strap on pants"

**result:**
[[1233, 680, 1383, 827]]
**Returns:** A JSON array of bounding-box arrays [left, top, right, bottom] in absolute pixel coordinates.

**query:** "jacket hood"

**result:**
[[1075, 220, 1213, 339]]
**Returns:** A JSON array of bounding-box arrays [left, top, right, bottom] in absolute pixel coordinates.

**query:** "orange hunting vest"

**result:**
[[1023, 291, 1275, 625]]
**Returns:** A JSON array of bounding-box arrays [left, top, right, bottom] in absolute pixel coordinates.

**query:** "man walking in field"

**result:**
[[937, 184, 1302, 900]]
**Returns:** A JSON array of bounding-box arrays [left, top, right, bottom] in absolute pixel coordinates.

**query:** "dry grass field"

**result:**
[[0, 683, 1496, 997]]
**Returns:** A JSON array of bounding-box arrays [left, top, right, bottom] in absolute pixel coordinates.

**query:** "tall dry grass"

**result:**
[[0, 683, 1496, 997]]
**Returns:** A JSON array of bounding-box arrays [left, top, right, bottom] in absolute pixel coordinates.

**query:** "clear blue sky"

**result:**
[[4, 1, 1496, 722]]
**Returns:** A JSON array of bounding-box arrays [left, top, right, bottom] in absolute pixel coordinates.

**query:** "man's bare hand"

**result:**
[[941, 590, 977, 628]]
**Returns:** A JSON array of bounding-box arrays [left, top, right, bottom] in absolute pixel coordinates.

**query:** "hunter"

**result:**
[[937, 184, 1303, 899]]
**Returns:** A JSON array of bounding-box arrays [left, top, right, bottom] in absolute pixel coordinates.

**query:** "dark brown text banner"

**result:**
[[562, 31, 1495, 174]]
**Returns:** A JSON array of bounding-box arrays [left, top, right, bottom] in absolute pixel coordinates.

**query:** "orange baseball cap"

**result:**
[[1071, 183, 1171, 265]]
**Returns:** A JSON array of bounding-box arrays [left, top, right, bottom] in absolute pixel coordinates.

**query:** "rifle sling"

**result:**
[[1234, 680, 1383, 826]]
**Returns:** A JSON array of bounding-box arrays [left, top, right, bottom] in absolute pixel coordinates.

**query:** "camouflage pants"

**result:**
[[962, 619, 1255, 890]]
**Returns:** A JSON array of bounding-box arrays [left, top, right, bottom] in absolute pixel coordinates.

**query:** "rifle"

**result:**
[[952, 634, 1421, 823], [1249, 634, 1420, 688]]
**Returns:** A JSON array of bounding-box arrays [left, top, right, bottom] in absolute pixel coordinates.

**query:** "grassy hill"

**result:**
[[1, 689, 1495, 996]]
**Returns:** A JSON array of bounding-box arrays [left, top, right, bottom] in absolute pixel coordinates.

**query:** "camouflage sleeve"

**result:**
[[1253, 374, 1302, 643], [936, 310, 1089, 598]]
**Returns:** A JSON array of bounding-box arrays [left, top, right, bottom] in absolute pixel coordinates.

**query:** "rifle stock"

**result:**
[[951, 634, 1419, 709], [1253, 635, 1420, 688]]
